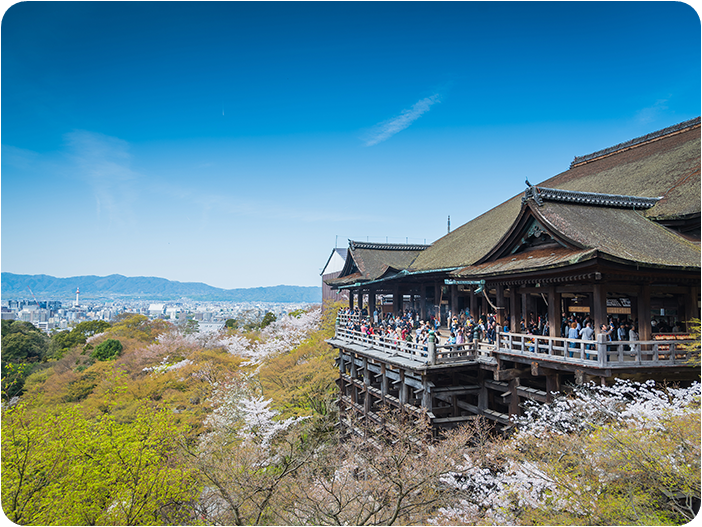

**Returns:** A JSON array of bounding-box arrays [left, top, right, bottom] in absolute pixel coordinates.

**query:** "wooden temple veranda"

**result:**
[[325, 118, 702, 436]]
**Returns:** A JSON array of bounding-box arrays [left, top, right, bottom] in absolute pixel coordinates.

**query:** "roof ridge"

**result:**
[[524, 186, 661, 209], [570, 117, 701, 168], [349, 240, 431, 251]]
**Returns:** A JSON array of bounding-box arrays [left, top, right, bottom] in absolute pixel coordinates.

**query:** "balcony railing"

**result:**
[[334, 312, 696, 369], [497, 332, 695, 369]]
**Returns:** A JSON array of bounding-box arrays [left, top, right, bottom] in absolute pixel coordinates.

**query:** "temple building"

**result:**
[[326, 117, 701, 435]]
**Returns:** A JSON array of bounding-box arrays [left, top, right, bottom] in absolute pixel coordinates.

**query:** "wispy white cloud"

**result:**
[[363, 94, 441, 146], [635, 98, 670, 124], [63, 130, 140, 226]]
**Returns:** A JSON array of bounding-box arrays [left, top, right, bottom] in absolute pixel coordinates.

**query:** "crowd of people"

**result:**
[[338, 306, 499, 348], [339, 305, 685, 350]]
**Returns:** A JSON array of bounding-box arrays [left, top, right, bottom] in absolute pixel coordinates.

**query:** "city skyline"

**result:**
[[2, 2, 700, 289]]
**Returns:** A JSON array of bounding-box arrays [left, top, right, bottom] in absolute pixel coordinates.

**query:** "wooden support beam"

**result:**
[[547, 285, 559, 338], [516, 385, 548, 403], [478, 368, 488, 410], [592, 282, 607, 336], [381, 364, 388, 398], [574, 369, 585, 385], [432, 415, 479, 424], [421, 375, 432, 412], [494, 367, 529, 381], [546, 373, 561, 402], [431, 385, 481, 396], [399, 370, 408, 407], [495, 284, 506, 329], [510, 287, 520, 333], [638, 284, 652, 341], [484, 379, 510, 391], [508, 378, 521, 417]]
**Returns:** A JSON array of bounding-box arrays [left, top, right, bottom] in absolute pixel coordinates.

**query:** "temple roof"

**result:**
[[325, 240, 430, 286], [410, 118, 701, 272], [452, 198, 700, 279], [452, 247, 598, 279]]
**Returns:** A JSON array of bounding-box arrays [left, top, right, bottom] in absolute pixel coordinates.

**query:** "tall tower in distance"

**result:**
[[75, 287, 80, 308]]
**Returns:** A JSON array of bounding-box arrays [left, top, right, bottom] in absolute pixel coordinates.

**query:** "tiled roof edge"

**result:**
[[570, 117, 701, 168], [525, 186, 661, 209], [349, 240, 431, 251]]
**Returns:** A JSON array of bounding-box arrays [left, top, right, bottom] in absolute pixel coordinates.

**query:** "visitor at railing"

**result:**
[[617, 323, 628, 343], [456, 327, 464, 346], [567, 322, 579, 357], [629, 324, 639, 353], [579, 321, 595, 354]]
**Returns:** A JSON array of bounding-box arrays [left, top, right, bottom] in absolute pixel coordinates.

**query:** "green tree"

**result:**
[[1, 320, 49, 364], [107, 314, 170, 342], [683, 318, 701, 367], [2, 400, 199, 525], [1, 320, 49, 400], [48, 320, 110, 359], [260, 311, 277, 329], [225, 318, 238, 329], [1, 362, 30, 400], [91, 339, 123, 361]]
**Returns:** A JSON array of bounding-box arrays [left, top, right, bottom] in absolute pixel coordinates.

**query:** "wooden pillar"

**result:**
[[399, 370, 408, 407], [685, 286, 700, 332], [349, 290, 354, 310], [381, 364, 388, 400], [421, 283, 428, 321], [478, 369, 488, 410], [508, 378, 521, 417], [363, 358, 371, 415], [510, 287, 521, 333], [350, 358, 358, 404], [434, 280, 442, 324], [369, 289, 376, 317], [495, 284, 506, 328], [593, 282, 607, 336], [638, 284, 652, 341], [470, 289, 477, 320], [421, 375, 432, 411], [545, 372, 561, 402], [547, 285, 559, 337], [450, 285, 458, 320], [521, 292, 528, 328]]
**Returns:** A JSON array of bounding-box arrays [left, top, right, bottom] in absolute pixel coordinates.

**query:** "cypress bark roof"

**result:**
[[410, 118, 700, 272], [325, 241, 430, 286], [452, 199, 700, 279]]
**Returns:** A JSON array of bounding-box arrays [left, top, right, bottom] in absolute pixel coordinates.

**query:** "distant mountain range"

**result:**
[[1, 273, 322, 303]]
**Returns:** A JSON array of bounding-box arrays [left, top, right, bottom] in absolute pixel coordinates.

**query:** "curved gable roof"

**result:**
[[410, 118, 700, 272]]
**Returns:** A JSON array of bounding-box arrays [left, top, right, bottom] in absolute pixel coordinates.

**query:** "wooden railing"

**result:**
[[496, 332, 695, 369], [333, 325, 480, 364], [334, 314, 695, 369]]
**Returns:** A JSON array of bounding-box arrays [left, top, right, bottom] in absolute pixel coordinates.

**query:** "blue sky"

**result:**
[[2, 2, 700, 289]]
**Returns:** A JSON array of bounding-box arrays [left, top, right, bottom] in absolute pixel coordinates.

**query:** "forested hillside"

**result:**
[[2, 303, 699, 525]]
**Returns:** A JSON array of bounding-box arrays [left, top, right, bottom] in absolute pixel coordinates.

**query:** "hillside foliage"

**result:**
[[2, 301, 699, 525]]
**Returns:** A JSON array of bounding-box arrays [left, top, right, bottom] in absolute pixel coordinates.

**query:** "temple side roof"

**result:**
[[535, 200, 700, 269], [410, 118, 701, 272], [452, 247, 598, 279], [326, 240, 429, 286]]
